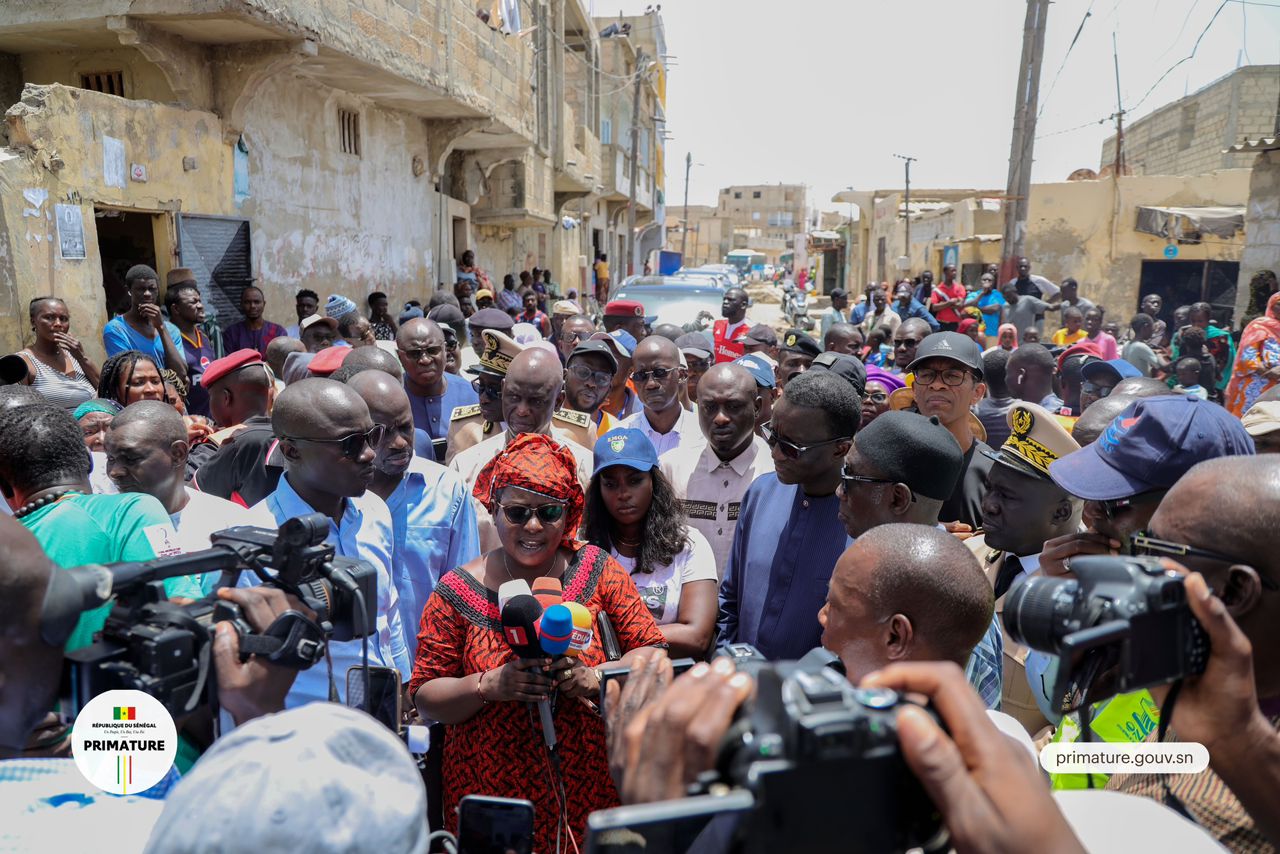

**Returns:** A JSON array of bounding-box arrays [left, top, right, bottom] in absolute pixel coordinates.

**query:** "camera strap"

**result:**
[[237, 609, 329, 670]]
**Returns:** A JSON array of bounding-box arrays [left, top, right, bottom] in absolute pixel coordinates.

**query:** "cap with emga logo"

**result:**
[[592, 427, 658, 475], [906, 331, 984, 379]]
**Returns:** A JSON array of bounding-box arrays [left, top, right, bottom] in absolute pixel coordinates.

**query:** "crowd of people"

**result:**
[[3, 256, 1280, 853]]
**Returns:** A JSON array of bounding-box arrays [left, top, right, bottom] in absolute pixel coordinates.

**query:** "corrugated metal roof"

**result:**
[[1223, 137, 1280, 154]]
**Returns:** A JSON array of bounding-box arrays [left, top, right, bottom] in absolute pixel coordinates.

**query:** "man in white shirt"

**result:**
[[660, 363, 774, 578], [622, 335, 704, 457], [103, 401, 266, 593]]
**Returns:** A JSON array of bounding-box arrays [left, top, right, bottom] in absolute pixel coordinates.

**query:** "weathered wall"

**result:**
[[239, 72, 442, 313], [1234, 150, 1280, 322], [20, 48, 178, 104], [0, 84, 232, 362]]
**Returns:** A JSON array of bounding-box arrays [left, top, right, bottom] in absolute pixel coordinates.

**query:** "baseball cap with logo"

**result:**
[[906, 331, 984, 378], [1049, 394, 1256, 500], [589, 330, 635, 360], [592, 427, 658, 475], [981, 402, 1080, 480], [733, 354, 776, 389]]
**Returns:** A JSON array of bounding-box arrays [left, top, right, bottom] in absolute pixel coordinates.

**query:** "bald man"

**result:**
[[342, 343, 405, 381], [244, 378, 410, 706], [396, 318, 478, 458], [622, 335, 702, 457], [265, 336, 304, 391], [346, 370, 479, 654], [1071, 393, 1139, 446], [449, 347, 594, 551], [820, 523, 994, 683], [660, 364, 774, 578], [1104, 456, 1280, 849]]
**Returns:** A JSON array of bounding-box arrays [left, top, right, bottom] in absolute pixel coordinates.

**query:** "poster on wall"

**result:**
[[103, 136, 126, 188], [55, 204, 86, 260]]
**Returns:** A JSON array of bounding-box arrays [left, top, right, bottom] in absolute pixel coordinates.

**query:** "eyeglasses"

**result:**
[[567, 363, 614, 387], [894, 338, 922, 349], [442, 335, 459, 351], [559, 330, 593, 344], [471, 379, 503, 400], [1098, 490, 1166, 520], [761, 422, 850, 459], [285, 424, 385, 459], [399, 346, 443, 362], [839, 465, 916, 502], [1130, 532, 1279, 590], [864, 391, 889, 404], [1081, 381, 1114, 399], [498, 502, 567, 525], [631, 367, 676, 384], [913, 367, 970, 387]]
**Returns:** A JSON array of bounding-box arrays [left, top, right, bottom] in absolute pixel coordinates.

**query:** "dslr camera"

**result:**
[[51, 514, 377, 719], [1003, 555, 1210, 714], [591, 645, 947, 853]]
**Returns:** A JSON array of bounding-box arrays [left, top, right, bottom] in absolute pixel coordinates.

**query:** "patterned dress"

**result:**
[[409, 544, 663, 851]]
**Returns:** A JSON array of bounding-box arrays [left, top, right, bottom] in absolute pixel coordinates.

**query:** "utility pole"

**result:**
[[1001, 0, 1050, 281], [1110, 31, 1126, 176], [625, 51, 648, 278], [680, 151, 692, 260], [893, 154, 916, 270]]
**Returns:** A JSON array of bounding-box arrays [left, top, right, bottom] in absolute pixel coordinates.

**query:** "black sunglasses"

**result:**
[[839, 464, 916, 502], [498, 502, 567, 525], [286, 424, 385, 459], [632, 367, 676, 384], [471, 378, 503, 400], [1082, 381, 1114, 398], [1131, 532, 1279, 591], [399, 346, 444, 362], [761, 422, 850, 460]]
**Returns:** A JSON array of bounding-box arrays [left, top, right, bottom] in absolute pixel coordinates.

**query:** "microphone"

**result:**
[[531, 576, 563, 611], [563, 601, 594, 659], [498, 579, 533, 614], [538, 604, 573, 657], [500, 594, 557, 751]]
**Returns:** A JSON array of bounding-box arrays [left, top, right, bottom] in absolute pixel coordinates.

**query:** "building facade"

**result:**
[[717, 183, 807, 264]]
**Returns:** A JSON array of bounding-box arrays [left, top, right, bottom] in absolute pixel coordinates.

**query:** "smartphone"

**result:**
[[346, 665, 402, 732], [457, 795, 535, 854]]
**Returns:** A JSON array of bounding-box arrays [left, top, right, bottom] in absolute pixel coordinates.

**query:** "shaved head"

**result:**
[[1111, 376, 1174, 398], [700, 363, 757, 398], [1073, 394, 1139, 446], [341, 345, 404, 381], [633, 335, 680, 362], [272, 378, 369, 438], [396, 317, 441, 348], [696, 363, 760, 460], [504, 348, 565, 435], [265, 337, 304, 379], [347, 370, 414, 480], [110, 400, 186, 446], [346, 369, 407, 408], [899, 317, 931, 338]]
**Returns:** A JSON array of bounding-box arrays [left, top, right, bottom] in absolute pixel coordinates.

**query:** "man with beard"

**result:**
[[660, 363, 774, 578], [397, 318, 478, 459], [967, 402, 1081, 734], [299, 314, 339, 353], [712, 287, 751, 363], [446, 329, 522, 464], [348, 370, 480, 653], [246, 378, 410, 706], [564, 338, 622, 441], [776, 329, 821, 387], [719, 371, 859, 659], [622, 336, 701, 456], [223, 285, 287, 357]]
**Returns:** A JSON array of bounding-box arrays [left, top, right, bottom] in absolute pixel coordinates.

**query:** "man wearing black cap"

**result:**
[[564, 338, 622, 442], [675, 332, 713, 403], [908, 331, 992, 530], [465, 307, 516, 367], [741, 324, 778, 361], [808, 351, 866, 398], [777, 329, 820, 387]]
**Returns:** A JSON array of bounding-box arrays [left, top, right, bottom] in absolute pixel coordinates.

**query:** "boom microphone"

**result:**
[[500, 594, 557, 751], [564, 601, 594, 659]]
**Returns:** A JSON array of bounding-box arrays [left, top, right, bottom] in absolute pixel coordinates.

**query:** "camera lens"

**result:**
[[1003, 575, 1078, 653]]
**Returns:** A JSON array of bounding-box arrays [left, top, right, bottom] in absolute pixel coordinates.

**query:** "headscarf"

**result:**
[[472, 433, 584, 548], [73, 398, 121, 420], [863, 364, 906, 395], [997, 323, 1019, 349], [1225, 292, 1280, 415], [957, 317, 981, 338]]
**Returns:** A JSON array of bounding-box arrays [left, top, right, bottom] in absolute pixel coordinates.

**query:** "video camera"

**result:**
[[1003, 555, 1210, 715], [590, 644, 947, 853], [50, 514, 377, 719]]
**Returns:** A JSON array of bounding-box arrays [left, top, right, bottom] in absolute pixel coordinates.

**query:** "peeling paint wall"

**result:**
[[20, 48, 178, 104]]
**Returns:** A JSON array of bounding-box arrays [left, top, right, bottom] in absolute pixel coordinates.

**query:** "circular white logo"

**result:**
[[71, 690, 177, 795]]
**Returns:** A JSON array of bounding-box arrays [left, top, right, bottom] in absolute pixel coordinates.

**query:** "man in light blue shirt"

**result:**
[[347, 370, 481, 654], [245, 378, 411, 706], [102, 264, 189, 385], [892, 281, 941, 332], [397, 318, 479, 460]]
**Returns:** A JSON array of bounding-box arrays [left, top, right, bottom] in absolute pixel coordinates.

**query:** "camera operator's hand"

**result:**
[[606, 647, 673, 792], [481, 658, 554, 703], [1039, 531, 1122, 578], [861, 662, 1086, 854], [212, 586, 315, 726], [608, 653, 753, 805]]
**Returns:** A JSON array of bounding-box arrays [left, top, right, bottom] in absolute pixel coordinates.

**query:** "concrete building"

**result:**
[[1227, 137, 1280, 325], [716, 183, 807, 264], [1100, 65, 1280, 177], [0, 2, 668, 360], [664, 203, 729, 268]]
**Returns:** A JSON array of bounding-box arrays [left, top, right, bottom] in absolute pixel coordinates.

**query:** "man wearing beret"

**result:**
[[776, 329, 820, 387], [603, 299, 652, 343], [190, 349, 281, 505]]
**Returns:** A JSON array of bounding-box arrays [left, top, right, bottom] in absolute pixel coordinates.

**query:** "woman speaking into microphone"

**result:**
[[411, 433, 663, 851]]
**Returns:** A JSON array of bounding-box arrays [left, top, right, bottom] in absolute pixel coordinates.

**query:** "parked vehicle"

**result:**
[[612, 282, 737, 331]]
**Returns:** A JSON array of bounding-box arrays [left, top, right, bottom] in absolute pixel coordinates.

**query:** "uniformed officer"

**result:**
[[965, 401, 1082, 736]]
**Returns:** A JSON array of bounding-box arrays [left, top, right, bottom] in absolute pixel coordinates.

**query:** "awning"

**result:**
[[1135, 205, 1244, 240]]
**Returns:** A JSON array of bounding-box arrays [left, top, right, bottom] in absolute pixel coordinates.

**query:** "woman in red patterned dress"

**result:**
[[411, 434, 663, 852]]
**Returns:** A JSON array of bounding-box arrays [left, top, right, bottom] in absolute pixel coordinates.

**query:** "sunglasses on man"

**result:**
[[285, 424, 386, 459], [761, 422, 850, 460]]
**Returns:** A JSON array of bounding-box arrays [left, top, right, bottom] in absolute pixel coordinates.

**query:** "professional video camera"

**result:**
[[590, 645, 947, 853], [1003, 555, 1210, 715], [48, 514, 377, 719]]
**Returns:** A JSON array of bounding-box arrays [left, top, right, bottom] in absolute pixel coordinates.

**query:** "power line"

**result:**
[[1035, 115, 1111, 139], [1129, 0, 1229, 113], [1037, 0, 1097, 120]]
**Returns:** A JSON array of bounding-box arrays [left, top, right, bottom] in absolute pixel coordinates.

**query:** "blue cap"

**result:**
[[734, 354, 777, 389], [1049, 395, 1256, 500], [1082, 358, 1141, 385], [610, 328, 637, 355], [592, 428, 658, 475]]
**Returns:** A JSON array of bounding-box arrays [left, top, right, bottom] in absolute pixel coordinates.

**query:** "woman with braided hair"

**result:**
[[411, 433, 663, 851], [98, 351, 214, 444]]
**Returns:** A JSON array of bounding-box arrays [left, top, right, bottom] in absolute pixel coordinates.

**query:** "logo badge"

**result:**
[[1099, 416, 1139, 456], [72, 689, 177, 795], [785, 334, 797, 347], [608, 434, 627, 453], [1010, 408, 1034, 439]]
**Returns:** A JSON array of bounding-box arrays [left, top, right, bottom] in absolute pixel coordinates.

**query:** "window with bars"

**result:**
[[79, 71, 125, 97], [338, 109, 361, 156]]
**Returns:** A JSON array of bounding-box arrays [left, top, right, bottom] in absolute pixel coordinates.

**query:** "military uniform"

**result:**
[[551, 408, 594, 451], [446, 405, 501, 465]]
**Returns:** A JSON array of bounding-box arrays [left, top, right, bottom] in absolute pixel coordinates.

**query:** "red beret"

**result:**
[[308, 346, 350, 376], [603, 299, 645, 318], [1057, 340, 1102, 372], [201, 349, 264, 388]]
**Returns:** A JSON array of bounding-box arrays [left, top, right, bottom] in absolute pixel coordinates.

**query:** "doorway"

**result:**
[[95, 208, 159, 316], [452, 217, 469, 267], [1137, 260, 1241, 328]]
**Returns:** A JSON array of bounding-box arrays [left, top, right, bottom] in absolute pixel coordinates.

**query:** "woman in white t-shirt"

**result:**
[[582, 428, 719, 658]]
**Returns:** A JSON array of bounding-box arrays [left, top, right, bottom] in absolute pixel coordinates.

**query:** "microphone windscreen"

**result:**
[[564, 601, 594, 658], [531, 576, 563, 611], [498, 579, 533, 613], [500, 594, 544, 659], [539, 604, 573, 656]]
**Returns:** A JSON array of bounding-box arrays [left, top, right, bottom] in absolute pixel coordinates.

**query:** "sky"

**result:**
[[592, 0, 1280, 215]]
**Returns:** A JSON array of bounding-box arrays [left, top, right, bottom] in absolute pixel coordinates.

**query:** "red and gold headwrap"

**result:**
[[472, 433, 585, 548]]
